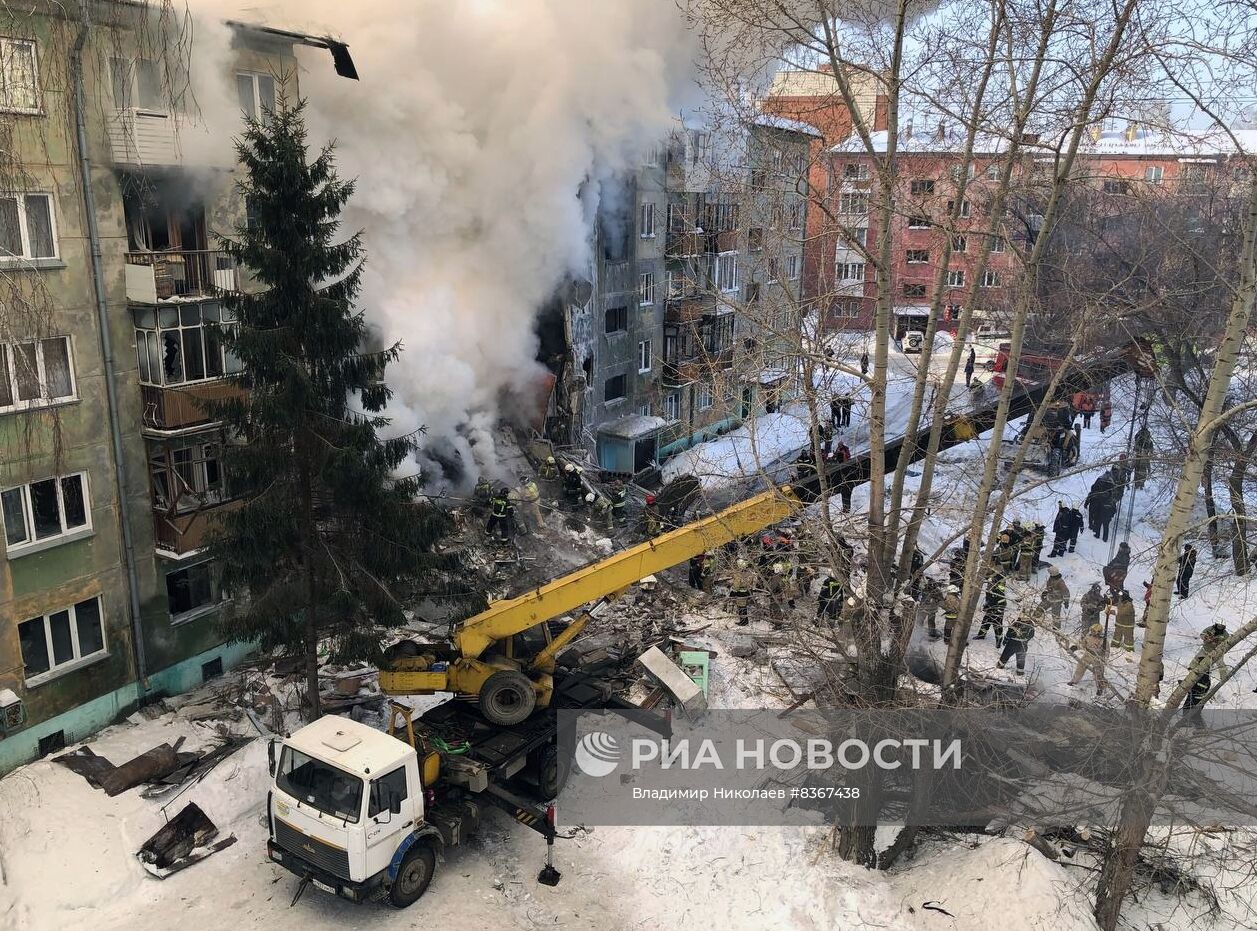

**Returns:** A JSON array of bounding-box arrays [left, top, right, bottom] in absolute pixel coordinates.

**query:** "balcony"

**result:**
[[153, 501, 239, 558], [141, 380, 246, 434], [126, 250, 240, 303], [666, 230, 706, 258], [108, 108, 179, 167], [664, 294, 711, 323]]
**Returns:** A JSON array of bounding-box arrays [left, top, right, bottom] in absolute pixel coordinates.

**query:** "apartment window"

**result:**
[[643, 144, 661, 167], [910, 179, 935, 196], [748, 227, 763, 252], [2, 473, 90, 553], [709, 202, 739, 232], [907, 215, 931, 229], [639, 272, 655, 306], [947, 199, 971, 218], [0, 192, 58, 262], [1103, 179, 1130, 195], [906, 249, 930, 264], [985, 163, 1000, 181], [982, 269, 1000, 288], [640, 202, 656, 237], [637, 403, 652, 417], [703, 313, 734, 353], [952, 235, 967, 253], [749, 169, 766, 190], [766, 258, 779, 283], [667, 203, 688, 232], [989, 235, 1006, 253], [696, 384, 714, 410], [716, 252, 738, 293], [771, 149, 784, 170], [110, 57, 163, 112], [745, 281, 761, 304], [166, 561, 222, 620], [18, 597, 106, 684], [236, 72, 276, 122], [605, 305, 628, 334], [787, 254, 800, 280], [663, 391, 681, 422], [846, 227, 868, 248], [840, 262, 866, 282], [0, 337, 75, 413], [843, 163, 869, 181], [788, 202, 804, 230], [134, 304, 240, 387], [944, 304, 962, 321], [666, 269, 684, 299], [0, 38, 40, 113], [1145, 166, 1164, 184], [638, 339, 652, 373], [840, 300, 861, 318], [839, 192, 869, 214], [604, 374, 627, 403], [950, 163, 976, 182], [151, 443, 223, 513], [947, 269, 965, 288], [902, 283, 927, 298]]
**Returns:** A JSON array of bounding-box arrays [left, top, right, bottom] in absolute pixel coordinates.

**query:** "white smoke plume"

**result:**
[[185, 0, 699, 487]]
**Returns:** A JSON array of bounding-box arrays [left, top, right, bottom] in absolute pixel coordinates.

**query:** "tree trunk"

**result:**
[[1202, 452, 1222, 558], [1094, 735, 1168, 931], [1228, 456, 1250, 575], [304, 562, 322, 722]]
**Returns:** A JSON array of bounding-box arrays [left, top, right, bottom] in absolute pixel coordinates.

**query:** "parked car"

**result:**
[[902, 330, 925, 353]]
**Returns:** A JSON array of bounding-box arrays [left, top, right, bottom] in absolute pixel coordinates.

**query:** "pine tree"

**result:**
[[210, 102, 454, 720]]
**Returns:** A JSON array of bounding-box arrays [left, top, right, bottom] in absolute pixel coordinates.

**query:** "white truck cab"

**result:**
[[267, 716, 441, 907]]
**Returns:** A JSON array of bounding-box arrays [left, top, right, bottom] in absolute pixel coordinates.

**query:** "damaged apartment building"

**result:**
[[539, 116, 817, 476], [0, 1, 353, 772]]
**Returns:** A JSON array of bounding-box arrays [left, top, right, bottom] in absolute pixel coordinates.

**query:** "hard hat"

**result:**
[[575, 466, 584, 474], [737, 559, 749, 569], [546, 456, 556, 464], [1021, 519, 1034, 530], [1090, 623, 1103, 634], [1048, 566, 1061, 576], [564, 463, 575, 473], [584, 492, 595, 503], [947, 584, 961, 594], [772, 563, 784, 574]]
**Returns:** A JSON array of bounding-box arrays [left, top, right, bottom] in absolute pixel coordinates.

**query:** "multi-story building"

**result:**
[[543, 118, 815, 474], [0, 3, 349, 772], [826, 127, 1019, 337]]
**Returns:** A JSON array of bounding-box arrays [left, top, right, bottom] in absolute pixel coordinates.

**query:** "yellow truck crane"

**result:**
[[379, 487, 799, 724]]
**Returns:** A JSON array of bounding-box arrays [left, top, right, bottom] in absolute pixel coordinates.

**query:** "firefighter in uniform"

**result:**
[[514, 474, 543, 532], [729, 559, 753, 625], [539, 455, 559, 480], [817, 575, 845, 621], [974, 572, 1007, 644], [609, 481, 628, 525], [487, 487, 513, 541], [562, 463, 583, 502]]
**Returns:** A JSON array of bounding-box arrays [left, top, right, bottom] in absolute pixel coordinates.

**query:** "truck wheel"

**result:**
[[389, 843, 436, 908], [533, 743, 569, 799], [480, 670, 537, 726]]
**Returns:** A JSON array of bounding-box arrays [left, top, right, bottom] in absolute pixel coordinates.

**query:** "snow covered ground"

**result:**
[[2, 347, 1253, 931]]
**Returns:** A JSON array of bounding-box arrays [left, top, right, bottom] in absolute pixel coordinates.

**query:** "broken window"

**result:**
[[604, 305, 627, 334], [0, 38, 40, 113], [166, 561, 222, 619], [151, 443, 224, 513], [18, 597, 106, 683], [1, 472, 90, 550], [604, 374, 626, 402], [135, 303, 239, 386]]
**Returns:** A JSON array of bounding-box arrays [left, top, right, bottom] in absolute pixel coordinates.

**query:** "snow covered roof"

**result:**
[[598, 414, 670, 439], [751, 114, 823, 138], [830, 128, 1011, 156], [285, 714, 410, 777]]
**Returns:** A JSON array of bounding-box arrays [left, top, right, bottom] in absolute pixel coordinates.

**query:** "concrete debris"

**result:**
[[728, 636, 760, 659], [637, 646, 707, 716]]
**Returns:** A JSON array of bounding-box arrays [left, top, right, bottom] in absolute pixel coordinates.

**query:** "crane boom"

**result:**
[[452, 486, 800, 660]]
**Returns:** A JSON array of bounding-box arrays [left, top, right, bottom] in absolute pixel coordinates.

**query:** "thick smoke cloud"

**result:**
[[186, 0, 698, 486]]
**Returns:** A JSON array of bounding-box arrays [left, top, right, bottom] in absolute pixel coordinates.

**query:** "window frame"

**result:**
[[905, 249, 930, 264], [638, 338, 652, 373], [839, 262, 866, 283], [786, 254, 800, 280], [946, 269, 966, 288], [716, 251, 739, 293], [910, 179, 935, 196], [839, 192, 870, 214], [604, 305, 628, 335], [989, 235, 1006, 254], [603, 373, 627, 404], [639, 202, 656, 238], [2, 471, 92, 555], [0, 37, 41, 115], [0, 336, 77, 413], [236, 71, 277, 123], [639, 271, 655, 306], [663, 391, 681, 422], [843, 163, 869, 181], [0, 191, 60, 263], [907, 214, 931, 229], [165, 559, 225, 623], [696, 383, 714, 411], [1144, 165, 1164, 184], [18, 596, 108, 687], [981, 269, 1000, 288], [134, 303, 238, 388]]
